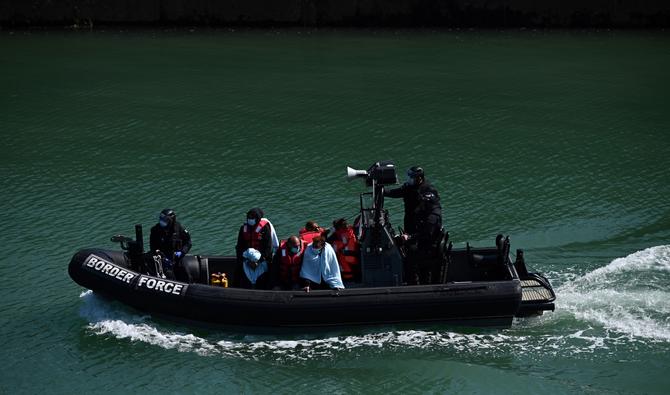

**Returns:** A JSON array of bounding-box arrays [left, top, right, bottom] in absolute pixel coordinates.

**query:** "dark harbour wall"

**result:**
[[1, 0, 669, 28]]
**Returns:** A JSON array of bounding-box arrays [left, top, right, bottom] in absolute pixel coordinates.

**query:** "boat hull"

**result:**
[[69, 248, 522, 328]]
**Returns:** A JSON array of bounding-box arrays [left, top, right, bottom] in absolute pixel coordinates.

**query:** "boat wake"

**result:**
[[79, 290, 532, 360], [78, 245, 670, 361], [556, 244, 670, 342]]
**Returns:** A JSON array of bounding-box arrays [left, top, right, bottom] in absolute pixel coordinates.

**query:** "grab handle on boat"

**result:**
[[135, 224, 144, 253], [110, 234, 133, 250]]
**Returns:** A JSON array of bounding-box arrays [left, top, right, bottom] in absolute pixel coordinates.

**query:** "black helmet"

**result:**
[[159, 208, 176, 227], [407, 166, 424, 178]]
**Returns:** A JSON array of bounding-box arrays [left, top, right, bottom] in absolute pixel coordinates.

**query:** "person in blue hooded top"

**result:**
[[299, 235, 344, 292], [235, 248, 270, 289]]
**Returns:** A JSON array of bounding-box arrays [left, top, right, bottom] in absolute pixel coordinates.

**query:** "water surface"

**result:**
[[1, 29, 669, 394]]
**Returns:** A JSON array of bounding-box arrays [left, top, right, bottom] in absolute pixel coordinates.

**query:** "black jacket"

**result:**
[[149, 221, 192, 258], [384, 180, 442, 240]]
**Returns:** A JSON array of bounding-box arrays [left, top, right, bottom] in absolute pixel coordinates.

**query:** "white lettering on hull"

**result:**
[[84, 255, 185, 296], [137, 275, 185, 296], [85, 255, 137, 285]]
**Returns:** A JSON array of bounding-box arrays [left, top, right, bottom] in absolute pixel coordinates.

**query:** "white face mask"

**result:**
[[247, 218, 257, 226]]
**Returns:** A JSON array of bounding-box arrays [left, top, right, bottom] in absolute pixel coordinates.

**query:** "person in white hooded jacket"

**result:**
[[236, 248, 269, 289], [299, 235, 344, 291]]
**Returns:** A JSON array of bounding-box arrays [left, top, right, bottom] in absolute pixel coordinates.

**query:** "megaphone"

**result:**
[[346, 166, 368, 180]]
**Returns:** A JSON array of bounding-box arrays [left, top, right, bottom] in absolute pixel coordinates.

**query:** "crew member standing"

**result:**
[[149, 208, 192, 280], [384, 166, 442, 284]]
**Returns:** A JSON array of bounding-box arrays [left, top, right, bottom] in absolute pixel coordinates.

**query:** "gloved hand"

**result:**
[[175, 251, 183, 258]]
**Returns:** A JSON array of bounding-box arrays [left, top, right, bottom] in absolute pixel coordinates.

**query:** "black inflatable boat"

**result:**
[[68, 161, 555, 328]]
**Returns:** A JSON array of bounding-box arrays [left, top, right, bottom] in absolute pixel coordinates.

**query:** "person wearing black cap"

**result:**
[[234, 207, 279, 287], [149, 208, 192, 279], [384, 166, 442, 284]]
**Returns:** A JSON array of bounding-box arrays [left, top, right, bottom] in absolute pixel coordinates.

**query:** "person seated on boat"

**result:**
[[298, 220, 326, 244], [384, 166, 442, 285], [235, 207, 279, 268], [149, 208, 192, 280], [326, 218, 361, 282], [299, 235, 344, 292], [271, 235, 308, 290], [234, 248, 270, 289]]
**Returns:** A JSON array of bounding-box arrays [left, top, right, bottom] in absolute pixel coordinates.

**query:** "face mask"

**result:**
[[312, 245, 322, 254], [406, 177, 415, 186], [289, 246, 299, 254], [159, 219, 168, 228], [247, 218, 256, 226]]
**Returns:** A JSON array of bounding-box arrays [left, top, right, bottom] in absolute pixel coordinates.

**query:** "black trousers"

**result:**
[[405, 231, 441, 285]]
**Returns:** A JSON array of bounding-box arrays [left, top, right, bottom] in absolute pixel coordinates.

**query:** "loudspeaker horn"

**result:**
[[346, 166, 368, 180]]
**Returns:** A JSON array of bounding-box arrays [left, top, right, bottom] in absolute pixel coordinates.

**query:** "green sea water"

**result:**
[[1, 29, 669, 394]]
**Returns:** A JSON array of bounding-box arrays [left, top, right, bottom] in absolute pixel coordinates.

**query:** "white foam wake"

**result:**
[[79, 290, 220, 355], [77, 246, 670, 361], [557, 245, 670, 341], [80, 291, 553, 360]]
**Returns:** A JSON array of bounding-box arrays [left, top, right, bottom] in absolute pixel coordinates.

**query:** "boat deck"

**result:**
[[516, 277, 556, 316], [521, 278, 554, 302]]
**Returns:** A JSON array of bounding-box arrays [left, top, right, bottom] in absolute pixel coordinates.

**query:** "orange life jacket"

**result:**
[[278, 239, 307, 284], [242, 218, 269, 251], [299, 228, 322, 244], [331, 226, 360, 281]]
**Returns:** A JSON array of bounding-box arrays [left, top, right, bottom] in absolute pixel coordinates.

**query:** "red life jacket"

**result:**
[[278, 239, 307, 284], [331, 227, 360, 281], [299, 227, 321, 244], [241, 218, 269, 251]]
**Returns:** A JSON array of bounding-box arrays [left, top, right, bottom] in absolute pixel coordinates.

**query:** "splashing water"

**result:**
[[557, 245, 670, 341], [78, 246, 670, 361], [79, 290, 534, 361]]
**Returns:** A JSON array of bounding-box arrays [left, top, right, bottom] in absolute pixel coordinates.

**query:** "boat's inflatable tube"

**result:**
[[69, 248, 523, 328]]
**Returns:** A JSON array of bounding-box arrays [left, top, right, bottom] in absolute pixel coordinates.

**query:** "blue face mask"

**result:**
[[159, 219, 168, 228], [312, 245, 322, 254], [247, 218, 257, 226], [289, 246, 300, 254], [406, 177, 415, 186]]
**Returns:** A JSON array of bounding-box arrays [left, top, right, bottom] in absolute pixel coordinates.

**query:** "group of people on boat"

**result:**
[[148, 165, 442, 289], [233, 206, 356, 291]]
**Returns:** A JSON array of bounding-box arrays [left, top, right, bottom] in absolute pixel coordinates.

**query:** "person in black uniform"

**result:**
[[149, 208, 192, 281], [384, 166, 442, 285]]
